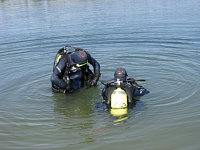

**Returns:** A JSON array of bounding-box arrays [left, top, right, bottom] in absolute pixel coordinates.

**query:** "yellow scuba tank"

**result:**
[[110, 107, 128, 117], [111, 87, 128, 109], [110, 87, 128, 117]]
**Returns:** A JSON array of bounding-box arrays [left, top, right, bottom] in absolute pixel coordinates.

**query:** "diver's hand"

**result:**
[[140, 88, 150, 95], [89, 76, 99, 86], [133, 88, 150, 96]]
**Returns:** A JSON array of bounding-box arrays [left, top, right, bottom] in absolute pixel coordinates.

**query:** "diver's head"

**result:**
[[114, 68, 128, 81], [73, 51, 88, 67]]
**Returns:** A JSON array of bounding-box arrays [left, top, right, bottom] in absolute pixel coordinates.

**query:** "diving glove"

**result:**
[[90, 76, 99, 86]]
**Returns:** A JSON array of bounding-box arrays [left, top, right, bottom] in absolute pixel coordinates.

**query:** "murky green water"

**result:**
[[0, 0, 200, 149]]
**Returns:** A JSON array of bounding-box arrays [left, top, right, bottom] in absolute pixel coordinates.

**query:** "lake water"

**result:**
[[0, 0, 200, 149]]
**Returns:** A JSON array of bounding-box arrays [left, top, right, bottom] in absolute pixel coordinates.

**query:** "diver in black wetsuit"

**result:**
[[101, 68, 149, 106], [50, 46, 100, 93]]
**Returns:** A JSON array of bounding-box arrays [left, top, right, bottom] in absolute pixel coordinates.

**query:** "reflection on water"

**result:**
[[95, 99, 147, 126]]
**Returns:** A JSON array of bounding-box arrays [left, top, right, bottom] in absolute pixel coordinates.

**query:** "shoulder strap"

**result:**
[[61, 54, 71, 88], [62, 54, 71, 76], [63, 54, 71, 67]]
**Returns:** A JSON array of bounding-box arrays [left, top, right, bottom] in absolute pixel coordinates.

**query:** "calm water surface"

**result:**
[[0, 0, 200, 149]]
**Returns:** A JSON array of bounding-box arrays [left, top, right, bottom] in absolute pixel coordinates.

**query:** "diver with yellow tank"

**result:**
[[99, 68, 149, 116]]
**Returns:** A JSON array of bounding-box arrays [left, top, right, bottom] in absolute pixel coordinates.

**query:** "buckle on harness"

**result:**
[[66, 63, 70, 67]]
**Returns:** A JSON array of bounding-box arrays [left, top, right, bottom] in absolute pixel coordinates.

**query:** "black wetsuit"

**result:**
[[51, 51, 100, 93]]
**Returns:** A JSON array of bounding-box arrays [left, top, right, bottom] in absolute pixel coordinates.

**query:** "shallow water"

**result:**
[[0, 0, 200, 149]]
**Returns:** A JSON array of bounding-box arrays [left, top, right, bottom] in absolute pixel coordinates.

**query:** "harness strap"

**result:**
[[62, 54, 71, 91]]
